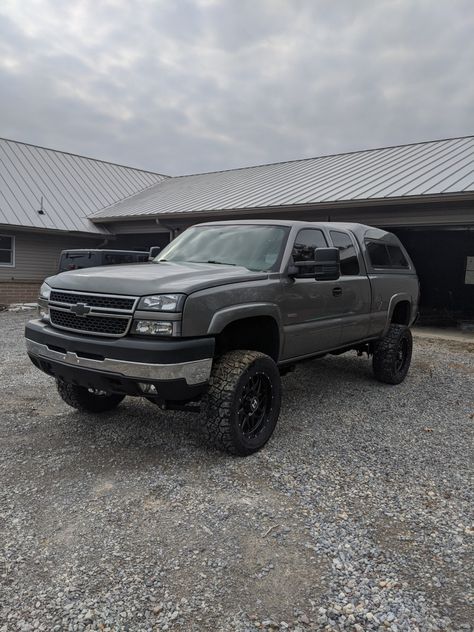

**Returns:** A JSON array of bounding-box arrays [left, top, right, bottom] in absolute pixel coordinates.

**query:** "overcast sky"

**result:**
[[0, 0, 473, 175]]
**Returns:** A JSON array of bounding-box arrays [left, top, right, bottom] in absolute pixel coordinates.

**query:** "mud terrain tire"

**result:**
[[204, 350, 281, 456], [56, 380, 125, 413], [372, 324, 413, 385]]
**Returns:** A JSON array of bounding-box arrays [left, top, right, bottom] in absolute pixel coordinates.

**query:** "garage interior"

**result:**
[[394, 227, 473, 326]]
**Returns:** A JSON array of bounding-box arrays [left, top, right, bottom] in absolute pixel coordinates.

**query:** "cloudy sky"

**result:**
[[0, 0, 473, 175]]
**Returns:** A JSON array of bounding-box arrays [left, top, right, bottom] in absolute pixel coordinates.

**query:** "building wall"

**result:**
[[0, 229, 98, 304]]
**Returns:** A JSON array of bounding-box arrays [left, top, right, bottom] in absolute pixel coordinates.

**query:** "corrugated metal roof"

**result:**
[[0, 138, 168, 233], [91, 136, 474, 222]]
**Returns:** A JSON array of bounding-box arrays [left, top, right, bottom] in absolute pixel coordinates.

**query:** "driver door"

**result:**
[[280, 228, 343, 360]]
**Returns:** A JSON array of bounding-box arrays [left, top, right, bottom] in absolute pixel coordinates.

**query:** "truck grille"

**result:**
[[50, 290, 136, 311], [47, 291, 137, 337], [50, 309, 130, 336]]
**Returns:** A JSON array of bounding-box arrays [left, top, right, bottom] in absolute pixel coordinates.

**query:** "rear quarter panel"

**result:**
[[367, 274, 419, 337]]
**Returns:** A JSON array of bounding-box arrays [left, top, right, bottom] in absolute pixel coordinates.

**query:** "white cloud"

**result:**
[[0, 0, 472, 174]]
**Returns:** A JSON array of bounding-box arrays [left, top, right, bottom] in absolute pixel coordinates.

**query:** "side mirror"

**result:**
[[149, 246, 161, 260], [314, 247, 340, 281]]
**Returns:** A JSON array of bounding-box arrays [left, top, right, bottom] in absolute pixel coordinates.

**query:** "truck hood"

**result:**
[[46, 262, 267, 296]]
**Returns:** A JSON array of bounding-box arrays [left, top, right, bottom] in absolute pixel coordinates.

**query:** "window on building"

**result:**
[[366, 241, 409, 269], [0, 235, 14, 266], [330, 231, 360, 275], [291, 229, 327, 262]]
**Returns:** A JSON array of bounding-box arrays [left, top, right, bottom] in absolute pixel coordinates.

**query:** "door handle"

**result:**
[[332, 286, 342, 297]]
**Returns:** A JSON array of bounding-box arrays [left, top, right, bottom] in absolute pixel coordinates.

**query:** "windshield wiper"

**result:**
[[193, 260, 237, 266]]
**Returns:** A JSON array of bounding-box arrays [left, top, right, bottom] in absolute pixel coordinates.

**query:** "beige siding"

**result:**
[[0, 230, 98, 282], [111, 220, 172, 234]]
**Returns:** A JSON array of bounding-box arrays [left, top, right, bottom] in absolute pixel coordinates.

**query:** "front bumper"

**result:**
[[25, 319, 214, 401]]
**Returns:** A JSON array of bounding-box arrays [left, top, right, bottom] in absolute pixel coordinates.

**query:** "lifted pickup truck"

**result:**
[[25, 220, 419, 455]]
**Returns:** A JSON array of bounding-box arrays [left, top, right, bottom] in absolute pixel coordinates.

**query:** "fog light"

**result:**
[[133, 320, 174, 336], [38, 305, 50, 321], [139, 383, 157, 394]]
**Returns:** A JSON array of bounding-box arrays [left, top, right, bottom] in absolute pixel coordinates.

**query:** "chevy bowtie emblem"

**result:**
[[70, 303, 91, 317]]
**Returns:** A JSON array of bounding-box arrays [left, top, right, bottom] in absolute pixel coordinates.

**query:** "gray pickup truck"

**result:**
[[25, 220, 419, 455]]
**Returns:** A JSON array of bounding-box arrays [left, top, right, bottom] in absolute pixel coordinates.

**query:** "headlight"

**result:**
[[137, 294, 184, 312], [132, 320, 175, 336], [39, 282, 51, 301]]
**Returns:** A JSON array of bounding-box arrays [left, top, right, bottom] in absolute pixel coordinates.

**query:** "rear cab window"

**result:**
[[329, 230, 360, 275]]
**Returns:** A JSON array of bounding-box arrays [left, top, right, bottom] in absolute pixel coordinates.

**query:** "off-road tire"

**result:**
[[372, 324, 413, 385], [203, 350, 281, 456], [56, 380, 125, 413]]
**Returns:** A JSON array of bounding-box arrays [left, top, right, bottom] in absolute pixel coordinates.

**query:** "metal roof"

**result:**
[[91, 136, 474, 222], [0, 138, 168, 234]]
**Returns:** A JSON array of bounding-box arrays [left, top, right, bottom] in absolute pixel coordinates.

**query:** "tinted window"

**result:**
[[367, 241, 391, 267], [104, 254, 135, 265], [292, 229, 327, 262], [366, 241, 409, 269], [59, 252, 99, 272], [330, 231, 359, 275], [387, 245, 409, 268]]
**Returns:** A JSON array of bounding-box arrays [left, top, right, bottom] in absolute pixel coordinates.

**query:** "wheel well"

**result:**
[[391, 300, 411, 325], [215, 316, 280, 361]]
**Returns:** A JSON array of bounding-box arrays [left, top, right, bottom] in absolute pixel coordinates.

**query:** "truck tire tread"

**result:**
[[203, 350, 281, 456], [372, 324, 413, 385], [56, 380, 125, 413]]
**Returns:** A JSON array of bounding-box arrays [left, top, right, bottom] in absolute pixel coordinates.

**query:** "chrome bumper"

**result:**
[[25, 338, 212, 385]]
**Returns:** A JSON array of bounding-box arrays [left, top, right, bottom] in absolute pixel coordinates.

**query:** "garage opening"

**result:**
[[394, 228, 474, 327]]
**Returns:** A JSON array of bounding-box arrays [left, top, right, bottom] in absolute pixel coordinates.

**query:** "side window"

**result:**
[[366, 241, 391, 267], [292, 229, 327, 262], [366, 241, 409, 269], [387, 245, 409, 268], [330, 231, 359, 275], [0, 235, 15, 266]]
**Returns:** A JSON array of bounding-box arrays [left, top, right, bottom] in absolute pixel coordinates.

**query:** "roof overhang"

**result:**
[[0, 224, 112, 238], [89, 192, 474, 225]]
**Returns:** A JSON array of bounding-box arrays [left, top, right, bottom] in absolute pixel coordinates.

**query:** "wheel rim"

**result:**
[[238, 372, 273, 439], [395, 337, 409, 372], [87, 388, 109, 397]]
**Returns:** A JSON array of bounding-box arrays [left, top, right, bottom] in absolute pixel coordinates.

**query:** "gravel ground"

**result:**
[[1, 310, 473, 632]]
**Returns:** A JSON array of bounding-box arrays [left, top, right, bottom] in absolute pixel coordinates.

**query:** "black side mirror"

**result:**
[[314, 247, 340, 281], [149, 246, 161, 260]]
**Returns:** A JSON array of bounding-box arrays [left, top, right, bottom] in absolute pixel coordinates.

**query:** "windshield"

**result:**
[[156, 224, 289, 272]]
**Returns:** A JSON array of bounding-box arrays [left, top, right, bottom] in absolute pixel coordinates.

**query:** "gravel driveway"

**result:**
[[1, 311, 473, 632]]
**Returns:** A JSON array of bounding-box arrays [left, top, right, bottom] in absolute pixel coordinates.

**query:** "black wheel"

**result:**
[[372, 324, 413, 385], [203, 350, 281, 456], [56, 380, 125, 413]]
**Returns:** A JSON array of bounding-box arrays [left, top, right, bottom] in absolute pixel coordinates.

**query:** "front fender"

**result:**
[[207, 303, 283, 335]]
